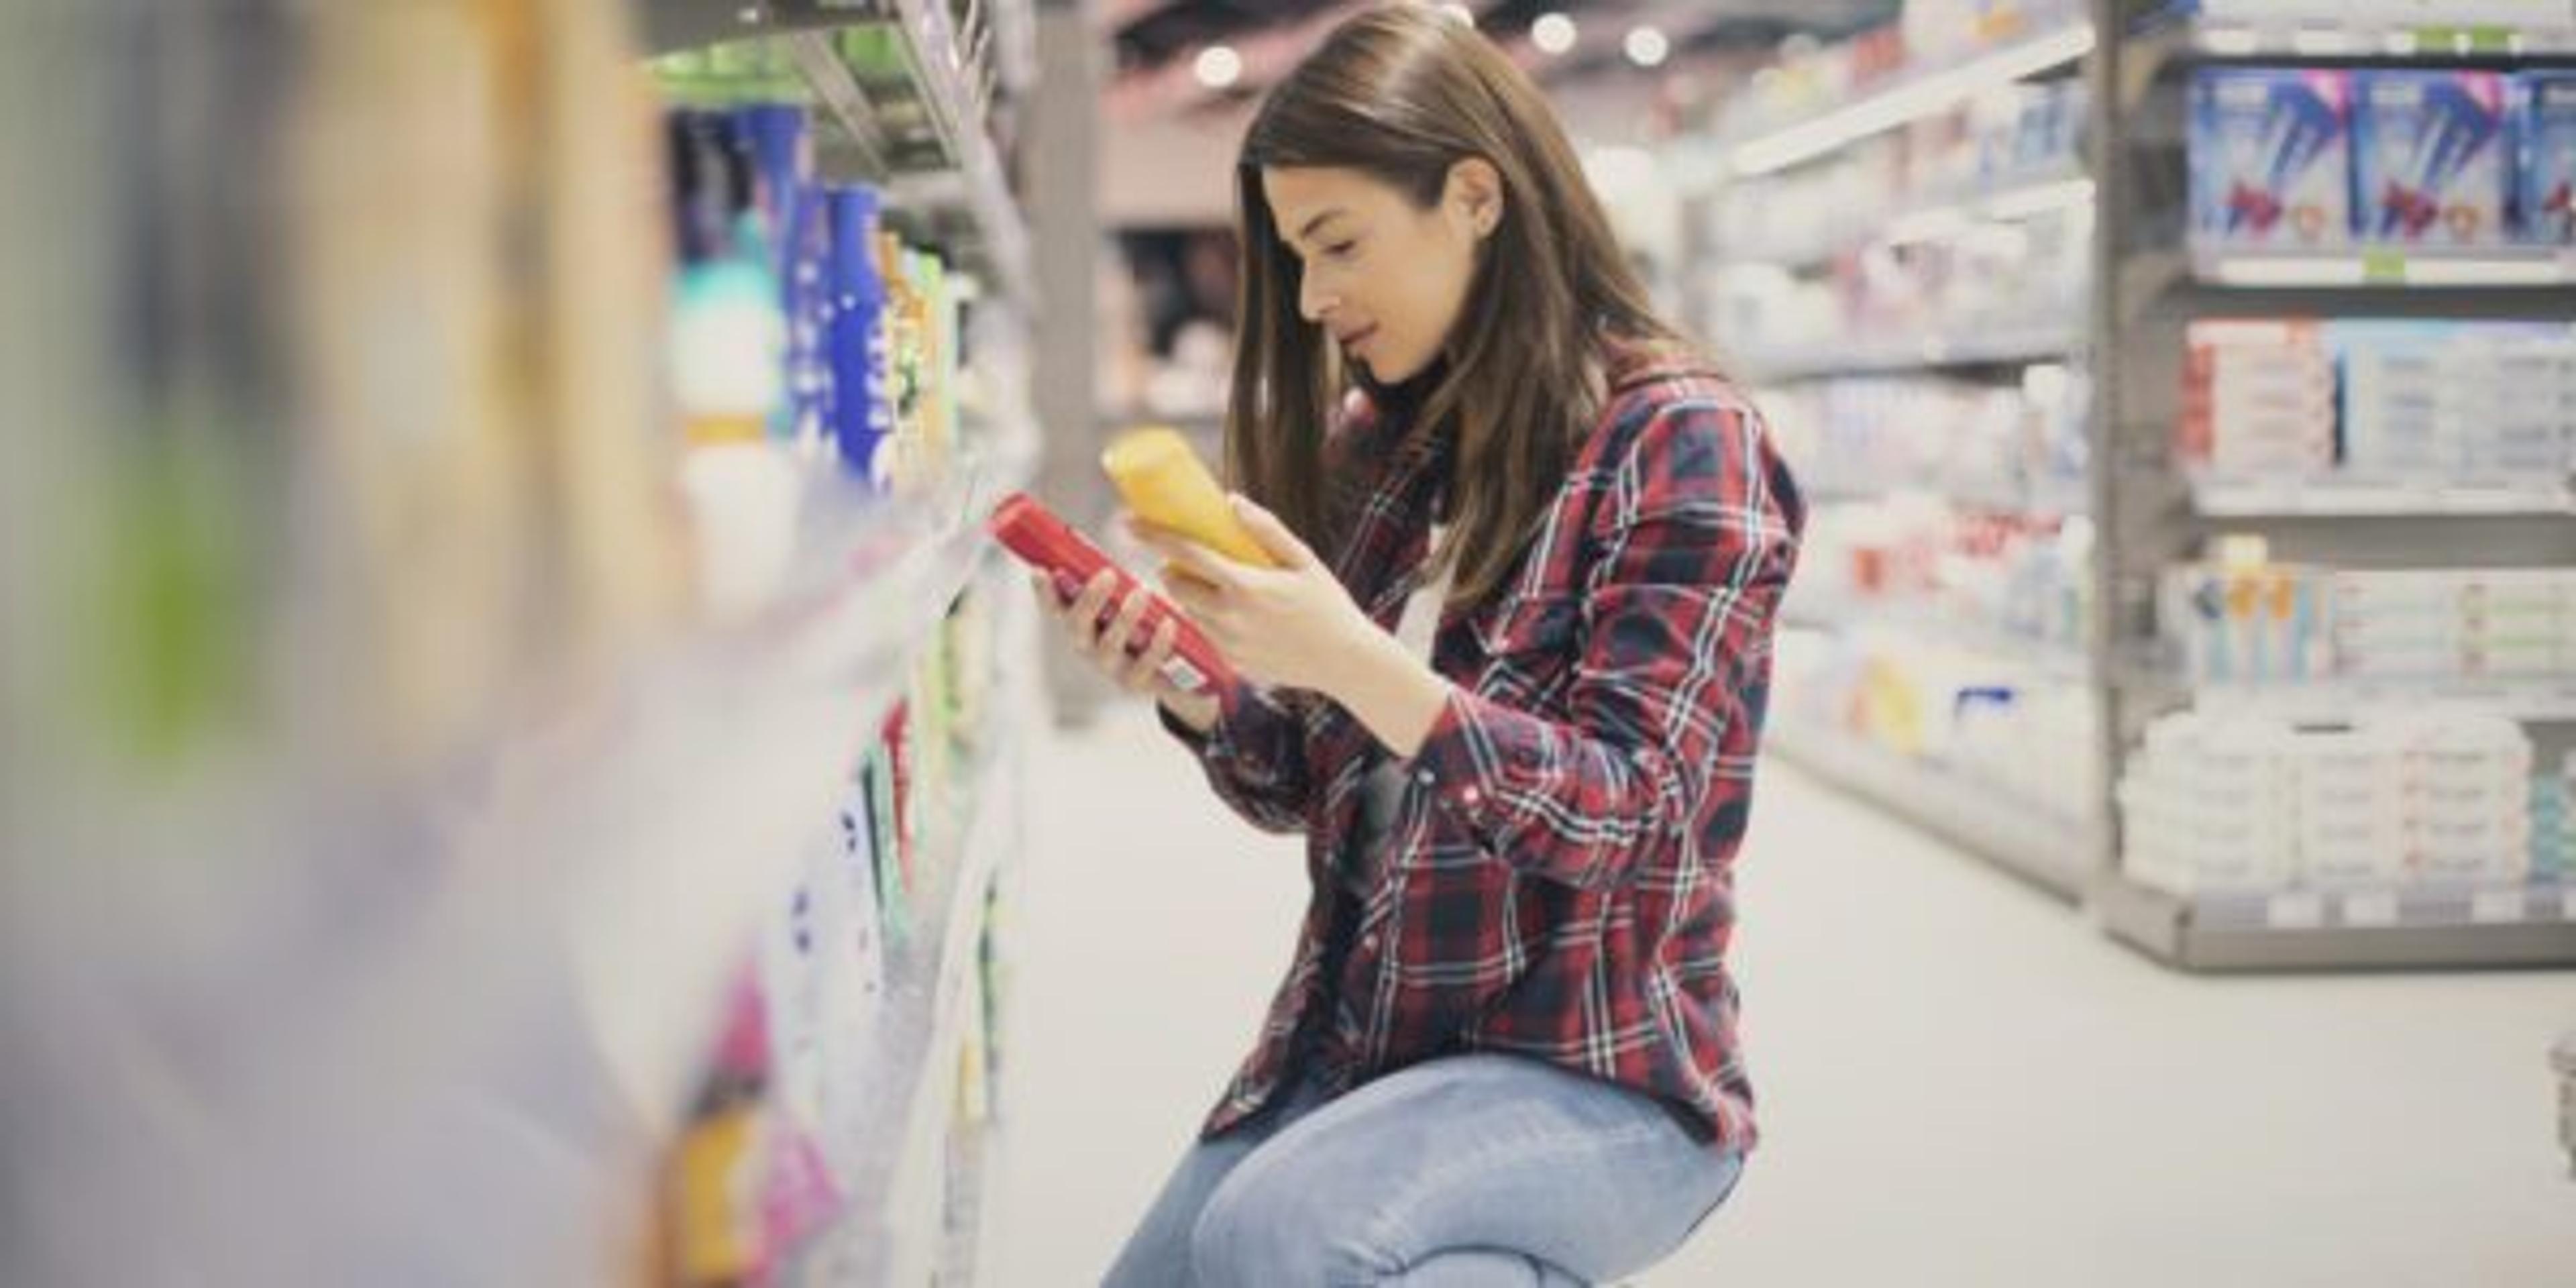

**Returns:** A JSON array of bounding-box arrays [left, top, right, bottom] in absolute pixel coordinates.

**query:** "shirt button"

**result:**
[[1415, 768, 1435, 786], [1462, 786, 1482, 805], [1362, 932, 1383, 953]]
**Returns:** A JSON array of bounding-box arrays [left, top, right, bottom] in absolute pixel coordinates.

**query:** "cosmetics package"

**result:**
[[2353, 70, 2512, 247], [2192, 69, 2353, 249], [2515, 71, 2576, 245]]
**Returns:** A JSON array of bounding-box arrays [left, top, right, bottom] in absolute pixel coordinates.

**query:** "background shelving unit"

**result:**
[[1692, 3, 2112, 904], [641, 2, 1046, 1278], [0, 3, 1049, 1283], [2089, 0, 2576, 971], [1688, 0, 2576, 969], [647, 0, 1036, 309]]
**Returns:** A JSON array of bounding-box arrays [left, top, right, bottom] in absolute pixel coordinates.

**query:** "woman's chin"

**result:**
[[1364, 352, 1424, 384]]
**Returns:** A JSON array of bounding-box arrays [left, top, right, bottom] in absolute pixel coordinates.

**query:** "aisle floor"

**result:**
[[989, 702, 2576, 1287]]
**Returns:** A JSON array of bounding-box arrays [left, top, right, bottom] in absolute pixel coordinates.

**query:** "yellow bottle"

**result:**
[[1101, 427, 1279, 568]]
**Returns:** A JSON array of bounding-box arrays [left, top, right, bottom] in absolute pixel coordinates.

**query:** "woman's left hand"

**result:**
[[1126, 495, 1377, 696]]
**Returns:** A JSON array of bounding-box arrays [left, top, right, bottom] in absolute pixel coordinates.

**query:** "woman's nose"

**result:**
[[1298, 268, 1334, 324]]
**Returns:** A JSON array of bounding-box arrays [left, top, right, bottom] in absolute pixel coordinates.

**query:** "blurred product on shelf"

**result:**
[[665, 968, 783, 1285], [2180, 321, 2339, 474], [1775, 629, 2102, 827], [2354, 70, 2512, 248], [2338, 322, 2574, 476], [1763, 366, 2089, 509], [659, 85, 987, 627], [1712, 202, 2089, 366], [655, 584, 1013, 1285], [1715, 0, 2088, 142], [2190, 70, 2353, 250], [2534, 759, 2576, 880], [1790, 495, 2094, 663], [2183, 319, 2576, 482], [827, 184, 900, 483], [2557, 1034, 2576, 1177], [2521, 72, 2576, 244], [2121, 710, 2551, 896], [2163, 539, 2576, 686], [2193, 65, 2576, 252], [1713, 79, 2088, 266]]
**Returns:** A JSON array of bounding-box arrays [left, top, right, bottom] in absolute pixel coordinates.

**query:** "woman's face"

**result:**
[[1261, 162, 1496, 385]]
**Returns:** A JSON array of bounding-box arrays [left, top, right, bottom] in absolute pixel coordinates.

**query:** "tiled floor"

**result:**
[[987, 701, 2576, 1287]]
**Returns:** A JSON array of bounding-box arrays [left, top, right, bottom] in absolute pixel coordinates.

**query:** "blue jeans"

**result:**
[[1103, 1054, 1744, 1287]]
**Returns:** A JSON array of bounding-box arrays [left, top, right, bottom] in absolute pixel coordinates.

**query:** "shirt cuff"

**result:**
[[1157, 700, 1215, 750], [1159, 678, 1259, 760], [1402, 686, 1533, 833]]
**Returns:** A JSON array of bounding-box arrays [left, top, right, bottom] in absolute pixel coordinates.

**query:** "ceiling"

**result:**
[[1098, 0, 1900, 124]]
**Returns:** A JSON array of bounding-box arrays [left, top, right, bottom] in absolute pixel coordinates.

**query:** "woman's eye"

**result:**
[[1324, 241, 1359, 260]]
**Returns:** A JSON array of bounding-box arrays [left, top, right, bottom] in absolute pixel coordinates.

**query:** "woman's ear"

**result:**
[[1446, 157, 1504, 240]]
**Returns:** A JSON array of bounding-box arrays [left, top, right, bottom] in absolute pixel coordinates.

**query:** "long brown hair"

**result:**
[[1229, 3, 1689, 607]]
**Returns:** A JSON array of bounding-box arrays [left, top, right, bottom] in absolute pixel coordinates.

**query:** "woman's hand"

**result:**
[[1126, 496, 1380, 696], [1132, 494, 1450, 756], [1030, 570, 1221, 735]]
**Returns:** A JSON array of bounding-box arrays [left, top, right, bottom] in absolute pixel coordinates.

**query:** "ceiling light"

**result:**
[[1624, 25, 1670, 68], [1194, 44, 1243, 91], [1532, 12, 1577, 56]]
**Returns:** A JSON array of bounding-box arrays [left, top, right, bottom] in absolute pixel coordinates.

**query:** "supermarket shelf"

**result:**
[[843, 718, 1018, 1285], [2098, 874, 2576, 971], [800, 2, 1034, 307], [2191, 245, 2576, 290], [647, 1, 1034, 305], [879, 0, 1033, 307], [2190, 474, 2576, 519], [1738, 324, 2082, 383], [1766, 718, 2098, 902], [569, 437, 1032, 1136], [2172, 677, 2576, 724], [1801, 471, 2091, 517], [1784, 602, 2093, 684], [1729, 168, 2095, 271], [1726, 22, 2098, 178], [643, 0, 857, 55], [2163, 17, 2576, 63]]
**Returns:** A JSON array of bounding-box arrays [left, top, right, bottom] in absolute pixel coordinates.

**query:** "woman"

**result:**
[[1038, 6, 1803, 1284]]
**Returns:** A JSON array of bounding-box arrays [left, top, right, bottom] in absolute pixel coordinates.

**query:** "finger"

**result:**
[[1228, 494, 1315, 570], [1067, 571, 1119, 644], [1099, 586, 1154, 661], [1132, 521, 1240, 589], [1165, 573, 1224, 624], [1122, 617, 1180, 692]]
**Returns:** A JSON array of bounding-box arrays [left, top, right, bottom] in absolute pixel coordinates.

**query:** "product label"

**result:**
[[2343, 890, 2401, 927], [2267, 890, 2328, 929], [1159, 657, 1210, 694], [2471, 889, 2528, 924]]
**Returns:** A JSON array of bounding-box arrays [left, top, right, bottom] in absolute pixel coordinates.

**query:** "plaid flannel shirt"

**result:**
[[1163, 352, 1803, 1150]]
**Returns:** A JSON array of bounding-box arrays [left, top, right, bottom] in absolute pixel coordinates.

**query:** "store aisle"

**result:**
[[989, 701, 2576, 1287]]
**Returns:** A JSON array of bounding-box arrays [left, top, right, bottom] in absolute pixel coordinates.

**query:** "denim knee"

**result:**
[[1188, 1161, 1393, 1287]]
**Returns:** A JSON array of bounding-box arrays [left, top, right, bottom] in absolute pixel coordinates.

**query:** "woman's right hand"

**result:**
[[1032, 570, 1222, 735]]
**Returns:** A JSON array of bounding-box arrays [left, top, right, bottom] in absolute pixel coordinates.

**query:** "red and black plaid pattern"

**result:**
[[1167, 352, 1803, 1151]]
